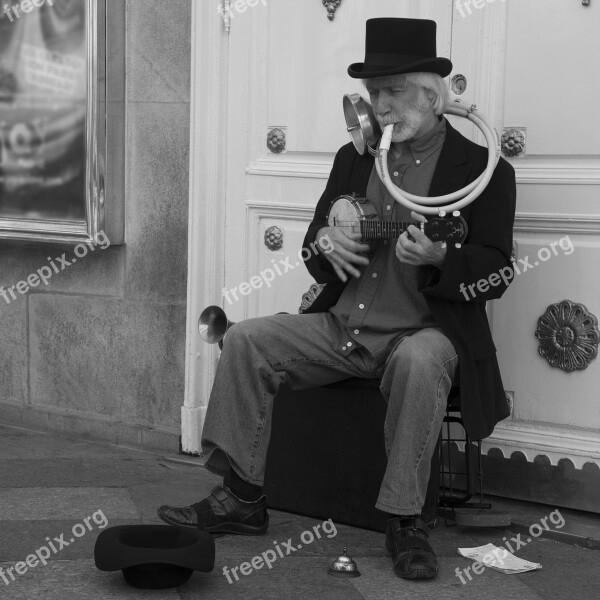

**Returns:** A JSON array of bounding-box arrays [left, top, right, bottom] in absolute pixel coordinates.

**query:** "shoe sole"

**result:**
[[156, 508, 268, 537]]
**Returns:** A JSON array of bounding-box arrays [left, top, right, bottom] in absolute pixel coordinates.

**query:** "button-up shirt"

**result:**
[[328, 116, 447, 360]]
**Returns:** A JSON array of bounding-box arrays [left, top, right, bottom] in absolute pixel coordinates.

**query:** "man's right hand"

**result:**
[[315, 226, 371, 282]]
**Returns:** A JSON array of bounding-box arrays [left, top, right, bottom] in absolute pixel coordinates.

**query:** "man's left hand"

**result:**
[[396, 211, 447, 269]]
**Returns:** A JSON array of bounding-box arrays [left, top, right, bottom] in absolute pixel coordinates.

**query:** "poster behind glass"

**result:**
[[0, 0, 86, 221]]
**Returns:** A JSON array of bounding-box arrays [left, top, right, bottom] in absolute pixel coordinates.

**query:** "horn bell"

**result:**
[[198, 306, 235, 347]]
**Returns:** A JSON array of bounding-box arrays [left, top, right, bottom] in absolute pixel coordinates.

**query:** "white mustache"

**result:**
[[377, 116, 402, 126]]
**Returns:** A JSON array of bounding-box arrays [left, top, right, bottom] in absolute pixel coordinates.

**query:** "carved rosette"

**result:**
[[322, 0, 343, 20], [267, 127, 286, 153], [264, 226, 283, 251], [299, 283, 325, 313], [501, 128, 526, 157], [535, 300, 600, 372]]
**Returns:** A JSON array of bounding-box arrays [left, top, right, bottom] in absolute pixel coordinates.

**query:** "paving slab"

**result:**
[[0, 488, 139, 521], [0, 434, 159, 461], [0, 559, 181, 600], [513, 537, 600, 600], [0, 425, 39, 437], [0, 519, 139, 563], [347, 556, 546, 600], [180, 555, 365, 600]]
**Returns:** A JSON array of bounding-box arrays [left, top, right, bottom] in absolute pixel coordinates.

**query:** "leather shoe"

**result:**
[[157, 484, 269, 536], [385, 516, 438, 579]]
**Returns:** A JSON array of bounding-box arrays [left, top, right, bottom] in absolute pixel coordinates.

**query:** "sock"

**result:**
[[224, 469, 263, 502], [388, 513, 420, 521]]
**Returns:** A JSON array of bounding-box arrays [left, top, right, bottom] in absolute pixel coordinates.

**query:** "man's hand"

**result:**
[[396, 211, 447, 269], [315, 226, 371, 282]]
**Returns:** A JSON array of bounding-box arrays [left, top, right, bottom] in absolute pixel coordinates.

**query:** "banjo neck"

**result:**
[[359, 220, 419, 240]]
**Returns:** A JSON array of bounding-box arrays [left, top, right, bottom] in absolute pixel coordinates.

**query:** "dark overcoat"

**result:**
[[302, 121, 517, 440]]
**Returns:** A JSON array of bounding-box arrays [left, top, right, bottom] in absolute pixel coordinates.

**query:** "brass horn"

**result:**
[[198, 305, 235, 348]]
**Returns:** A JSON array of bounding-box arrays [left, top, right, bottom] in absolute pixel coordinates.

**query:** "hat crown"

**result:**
[[347, 17, 452, 79], [365, 18, 438, 60]]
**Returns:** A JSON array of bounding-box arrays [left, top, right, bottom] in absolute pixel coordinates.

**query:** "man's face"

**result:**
[[365, 75, 433, 143]]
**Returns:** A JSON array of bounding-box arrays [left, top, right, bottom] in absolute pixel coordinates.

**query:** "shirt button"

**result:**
[[347, 342, 353, 347], [372, 272, 378, 278], [416, 159, 421, 165], [342, 347, 346, 351], [386, 205, 391, 211], [354, 329, 360, 335], [393, 171, 399, 177], [359, 304, 365, 309]]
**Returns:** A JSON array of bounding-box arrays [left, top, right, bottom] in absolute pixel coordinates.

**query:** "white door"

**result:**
[[186, 0, 600, 484], [221, 0, 454, 323], [450, 0, 600, 490]]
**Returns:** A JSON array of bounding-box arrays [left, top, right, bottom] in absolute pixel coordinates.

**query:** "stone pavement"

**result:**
[[1, 422, 599, 600]]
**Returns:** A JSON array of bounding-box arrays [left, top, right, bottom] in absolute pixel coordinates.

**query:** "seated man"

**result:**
[[158, 17, 516, 580]]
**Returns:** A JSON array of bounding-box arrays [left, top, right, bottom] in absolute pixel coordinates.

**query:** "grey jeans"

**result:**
[[201, 311, 458, 515]]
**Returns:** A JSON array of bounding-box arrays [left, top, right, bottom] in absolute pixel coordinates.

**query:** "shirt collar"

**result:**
[[391, 116, 447, 165]]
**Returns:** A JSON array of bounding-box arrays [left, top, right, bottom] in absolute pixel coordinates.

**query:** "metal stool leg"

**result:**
[[439, 393, 510, 527]]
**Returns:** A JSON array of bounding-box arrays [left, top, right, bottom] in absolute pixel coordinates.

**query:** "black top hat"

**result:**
[[94, 525, 215, 590], [348, 18, 452, 79]]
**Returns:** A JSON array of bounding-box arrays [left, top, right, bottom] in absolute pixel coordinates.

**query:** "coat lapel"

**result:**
[[429, 120, 471, 198], [349, 151, 375, 196]]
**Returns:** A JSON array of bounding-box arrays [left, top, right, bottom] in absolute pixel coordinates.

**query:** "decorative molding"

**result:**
[[299, 283, 325, 313], [481, 420, 600, 470], [247, 152, 334, 179], [267, 127, 286, 154], [535, 300, 599, 372], [502, 127, 526, 158], [513, 213, 600, 235], [249, 154, 600, 188], [512, 157, 600, 185], [247, 201, 317, 215], [183, 0, 230, 453], [322, 0, 343, 21], [264, 225, 283, 251]]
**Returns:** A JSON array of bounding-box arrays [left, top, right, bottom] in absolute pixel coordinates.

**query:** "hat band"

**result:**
[[363, 53, 431, 68]]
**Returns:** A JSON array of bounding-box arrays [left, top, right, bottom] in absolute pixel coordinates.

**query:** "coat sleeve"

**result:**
[[420, 158, 517, 303], [302, 147, 345, 284]]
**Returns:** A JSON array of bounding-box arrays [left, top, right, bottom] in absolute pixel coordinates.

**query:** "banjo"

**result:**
[[326, 194, 468, 246]]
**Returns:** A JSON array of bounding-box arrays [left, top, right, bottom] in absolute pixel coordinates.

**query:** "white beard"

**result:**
[[377, 99, 429, 143]]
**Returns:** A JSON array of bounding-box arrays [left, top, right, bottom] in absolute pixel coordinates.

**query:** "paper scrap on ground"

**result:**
[[458, 543, 542, 574]]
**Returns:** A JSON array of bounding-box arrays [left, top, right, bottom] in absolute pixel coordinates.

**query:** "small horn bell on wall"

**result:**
[[198, 306, 235, 349]]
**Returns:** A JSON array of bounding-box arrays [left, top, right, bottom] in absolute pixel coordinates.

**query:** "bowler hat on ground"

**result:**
[[348, 18, 452, 79], [94, 524, 215, 589]]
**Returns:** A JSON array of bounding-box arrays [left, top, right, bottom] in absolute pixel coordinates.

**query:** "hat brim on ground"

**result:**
[[94, 525, 215, 589], [348, 57, 452, 79]]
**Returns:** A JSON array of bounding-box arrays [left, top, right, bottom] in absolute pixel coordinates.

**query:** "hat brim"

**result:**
[[348, 57, 453, 79], [94, 525, 215, 572]]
